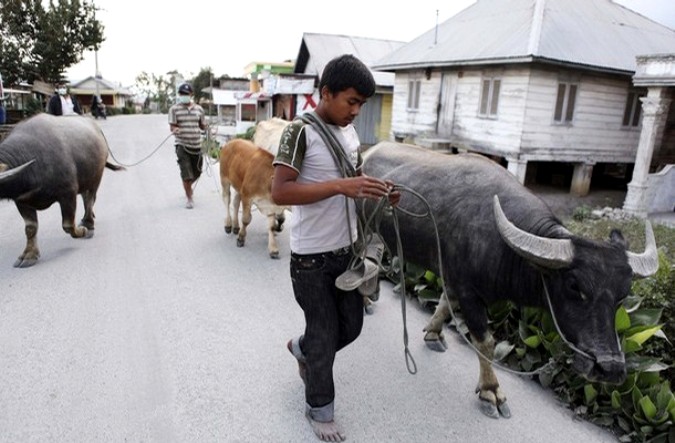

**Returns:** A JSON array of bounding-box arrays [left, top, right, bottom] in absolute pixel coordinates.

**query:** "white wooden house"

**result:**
[[373, 0, 675, 200]]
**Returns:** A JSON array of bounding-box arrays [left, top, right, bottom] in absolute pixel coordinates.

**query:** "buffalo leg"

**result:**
[[14, 203, 40, 268], [266, 213, 280, 259], [80, 190, 97, 230], [423, 295, 452, 352], [471, 331, 510, 419], [60, 195, 91, 238], [237, 198, 252, 248]]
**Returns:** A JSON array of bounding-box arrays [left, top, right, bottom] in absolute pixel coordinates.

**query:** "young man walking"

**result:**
[[272, 54, 399, 442]]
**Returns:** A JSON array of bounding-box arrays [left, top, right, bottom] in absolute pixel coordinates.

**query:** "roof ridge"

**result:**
[[527, 0, 546, 55]]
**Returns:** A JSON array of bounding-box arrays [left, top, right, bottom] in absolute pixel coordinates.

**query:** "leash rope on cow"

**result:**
[[541, 275, 594, 360], [376, 184, 557, 377], [100, 129, 174, 168]]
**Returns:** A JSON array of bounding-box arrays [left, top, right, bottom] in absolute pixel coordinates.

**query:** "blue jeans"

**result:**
[[290, 247, 364, 420]]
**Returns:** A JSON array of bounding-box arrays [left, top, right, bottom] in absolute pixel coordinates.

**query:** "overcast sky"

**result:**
[[66, 0, 675, 87]]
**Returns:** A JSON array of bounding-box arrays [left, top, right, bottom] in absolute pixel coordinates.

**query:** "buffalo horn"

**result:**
[[626, 221, 659, 278], [493, 195, 574, 269], [0, 159, 36, 183]]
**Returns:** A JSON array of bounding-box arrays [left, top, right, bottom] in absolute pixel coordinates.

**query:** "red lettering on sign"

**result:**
[[302, 94, 317, 110]]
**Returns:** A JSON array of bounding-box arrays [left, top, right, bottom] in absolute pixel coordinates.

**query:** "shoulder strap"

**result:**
[[297, 112, 356, 178]]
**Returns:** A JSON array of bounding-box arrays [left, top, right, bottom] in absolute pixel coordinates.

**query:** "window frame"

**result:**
[[553, 81, 578, 124], [478, 77, 501, 119], [622, 89, 645, 128], [406, 78, 421, 112]]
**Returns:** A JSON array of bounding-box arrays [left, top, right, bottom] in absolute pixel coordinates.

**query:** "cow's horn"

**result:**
[[0, 159, 36, 183], [493, 195, 574, 269], [626, 221, 659, 278]]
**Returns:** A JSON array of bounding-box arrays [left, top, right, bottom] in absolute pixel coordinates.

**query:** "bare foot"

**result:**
[[306, 413, 346, 442]]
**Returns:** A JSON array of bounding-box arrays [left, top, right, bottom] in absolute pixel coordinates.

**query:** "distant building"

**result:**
[[69, 76, 134, 111]]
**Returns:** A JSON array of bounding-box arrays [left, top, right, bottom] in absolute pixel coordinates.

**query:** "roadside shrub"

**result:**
[[572, 205, 592, 221]]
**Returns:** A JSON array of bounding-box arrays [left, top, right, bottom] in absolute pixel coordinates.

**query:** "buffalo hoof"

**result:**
[[236, 238, 245, 248], [478, 399, 500, 419], [364, 304, 374, 315], [233, 227, 240, 235], [269, 251, 280, 259], [497, 401, 511, 418], [84, 228, 94, 239], [14, 257, 38, 268], [224, 226, 232, 234], [423, 331, 448, 352]]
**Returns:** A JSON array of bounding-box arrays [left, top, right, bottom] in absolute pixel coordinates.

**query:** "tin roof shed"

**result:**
[[294, 33, 406, 87]]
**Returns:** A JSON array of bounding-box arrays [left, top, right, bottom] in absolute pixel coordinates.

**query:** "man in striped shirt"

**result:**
[[169, 83, 206, 209]]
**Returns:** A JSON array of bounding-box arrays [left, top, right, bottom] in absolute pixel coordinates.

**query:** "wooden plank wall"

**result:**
[[390, 65, 645, 164]]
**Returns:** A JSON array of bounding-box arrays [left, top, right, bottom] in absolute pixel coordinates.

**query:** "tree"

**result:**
[[0, 0, 104, 85], [190, 67, 214, 102], [135, 70, 184, 114]]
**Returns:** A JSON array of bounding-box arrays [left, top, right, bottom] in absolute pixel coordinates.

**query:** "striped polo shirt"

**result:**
[[168, 101, 206, 149]]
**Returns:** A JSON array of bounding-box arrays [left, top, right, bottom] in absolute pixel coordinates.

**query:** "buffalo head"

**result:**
[[493, 196, 658, 384]]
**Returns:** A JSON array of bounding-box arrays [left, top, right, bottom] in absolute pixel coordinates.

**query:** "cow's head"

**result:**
[[493, 196, 658, 384], [0, 159, 35, 183]]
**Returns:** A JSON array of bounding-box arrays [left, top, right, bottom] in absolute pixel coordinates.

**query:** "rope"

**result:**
[[377, 184, 556, 377], [103, 131, 174, 168]]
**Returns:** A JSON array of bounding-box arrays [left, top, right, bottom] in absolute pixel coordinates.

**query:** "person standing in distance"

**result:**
[[47, 84, 83, 116], [168, 83, 206, 209], [271, 54, 399, 442]]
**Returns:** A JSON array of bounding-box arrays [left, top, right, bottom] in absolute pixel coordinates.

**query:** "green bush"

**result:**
[[572, 205, 593, 221]]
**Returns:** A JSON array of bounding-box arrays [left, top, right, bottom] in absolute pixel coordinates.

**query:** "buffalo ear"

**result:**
[[609, 229, 628, 248]]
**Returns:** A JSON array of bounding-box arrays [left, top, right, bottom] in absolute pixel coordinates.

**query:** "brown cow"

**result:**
[[219, 139, 288, 258]]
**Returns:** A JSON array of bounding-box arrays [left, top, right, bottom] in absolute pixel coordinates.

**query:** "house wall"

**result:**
[[451, 67, 529, 156], [391, 65, 645, 165], [520, 68, 642, 163], [391, 70, 439, 140], [377, 93, 393, 142]]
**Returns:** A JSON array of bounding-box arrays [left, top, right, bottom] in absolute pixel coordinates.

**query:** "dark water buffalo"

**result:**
[[361, 142, 658, 418], [0, 114, 123, 267]]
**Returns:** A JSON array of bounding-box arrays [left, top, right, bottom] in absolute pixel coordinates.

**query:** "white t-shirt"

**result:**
[[274, 121, 362, 255]]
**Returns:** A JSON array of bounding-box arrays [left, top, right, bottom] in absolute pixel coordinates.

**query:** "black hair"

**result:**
[[319, 54, 375, 98]]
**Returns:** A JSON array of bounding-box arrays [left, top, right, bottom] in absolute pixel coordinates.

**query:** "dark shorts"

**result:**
[[175, 144, 203, 181]]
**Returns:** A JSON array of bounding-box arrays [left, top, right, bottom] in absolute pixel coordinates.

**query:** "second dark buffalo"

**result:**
[[0, 114, 123, 267]]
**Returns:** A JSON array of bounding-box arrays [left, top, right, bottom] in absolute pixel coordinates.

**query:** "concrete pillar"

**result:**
[[506, 157, 528, 184], [623, 88, 671, 217], [570, 163, 594, 197]]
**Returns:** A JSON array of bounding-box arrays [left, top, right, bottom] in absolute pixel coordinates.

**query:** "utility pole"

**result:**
[[93, 3, 101, 100]]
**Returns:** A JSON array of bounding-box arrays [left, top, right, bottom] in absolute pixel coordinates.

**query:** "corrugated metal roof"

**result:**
[[294, 33, 405, 87], [373, 0, 675, 74]]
